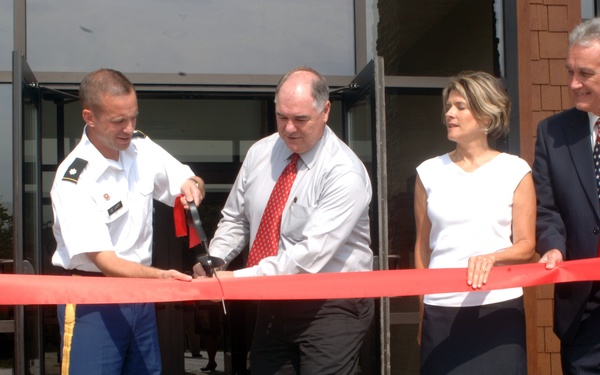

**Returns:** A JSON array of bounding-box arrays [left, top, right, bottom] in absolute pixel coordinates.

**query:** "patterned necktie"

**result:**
[[246, 153, 300, 267], [594, 119, 600, 200], [594, 120, 600, 257]]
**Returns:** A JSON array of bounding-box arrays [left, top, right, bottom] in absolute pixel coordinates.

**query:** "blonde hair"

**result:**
[[442, 70, 511, 140]]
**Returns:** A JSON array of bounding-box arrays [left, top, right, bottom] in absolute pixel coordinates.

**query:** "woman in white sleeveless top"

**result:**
[[414, 70, 536, 375]]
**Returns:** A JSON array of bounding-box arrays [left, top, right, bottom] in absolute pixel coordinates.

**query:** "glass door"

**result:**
[[340, 57, 389, 375], [12, 51, 43, 375]]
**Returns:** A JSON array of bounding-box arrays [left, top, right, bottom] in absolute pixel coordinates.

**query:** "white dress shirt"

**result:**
[[209, 126, 373, 277], [51, 126, 194, 272], [589, 113, 600, 148]]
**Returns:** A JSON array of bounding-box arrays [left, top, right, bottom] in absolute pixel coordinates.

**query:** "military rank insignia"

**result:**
[[62, 158, 88, 183]]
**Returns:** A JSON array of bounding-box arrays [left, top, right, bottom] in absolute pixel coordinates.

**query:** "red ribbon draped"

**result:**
[[1, 258, 600, 305], [173, 194, 201, 248]]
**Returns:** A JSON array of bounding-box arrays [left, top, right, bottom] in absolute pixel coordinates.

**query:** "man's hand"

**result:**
[[181, 176, 205, 208], [192, 263, 232, 278], [158, 269, 193, 281], [88, 251, 192, 280], [215, 271, 234, 278], [538, 249, 564, 269], [192, 262, 208, 278]]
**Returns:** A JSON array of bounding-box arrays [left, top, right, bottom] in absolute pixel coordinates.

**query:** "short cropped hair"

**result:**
[[274, 66, 329, 113], [79, 68, 135, 113], [442, 70, 511, 140]]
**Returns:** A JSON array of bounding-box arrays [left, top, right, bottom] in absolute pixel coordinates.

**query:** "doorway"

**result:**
[[16, 58, 383, 374]]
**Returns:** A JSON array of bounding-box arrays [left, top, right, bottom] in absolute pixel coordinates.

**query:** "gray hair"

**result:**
[[274, 66, 329, 113], [569, 17, 600, 48]]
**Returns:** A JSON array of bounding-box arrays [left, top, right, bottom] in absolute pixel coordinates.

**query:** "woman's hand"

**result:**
[[467, 254, 496, 289]]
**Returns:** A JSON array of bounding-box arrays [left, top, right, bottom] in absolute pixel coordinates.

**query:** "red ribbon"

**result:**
[[173, 194, 200, 248], [1, 258, 600, 305]]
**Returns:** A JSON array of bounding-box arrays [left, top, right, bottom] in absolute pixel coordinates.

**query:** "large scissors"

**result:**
[[187, 200, 227, 314]]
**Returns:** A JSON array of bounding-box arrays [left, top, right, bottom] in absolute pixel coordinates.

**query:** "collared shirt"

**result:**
[[51, 126, 194, 272], [589, 112, 600, 148], [209, 126, 373, 277]]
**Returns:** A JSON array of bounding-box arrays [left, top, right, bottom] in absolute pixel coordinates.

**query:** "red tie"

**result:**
[[246, 153, 300, 267]]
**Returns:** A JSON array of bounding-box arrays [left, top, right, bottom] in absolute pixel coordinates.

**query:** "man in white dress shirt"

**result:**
[[194, 66, 374, 374], [51, 68, 204, 375]]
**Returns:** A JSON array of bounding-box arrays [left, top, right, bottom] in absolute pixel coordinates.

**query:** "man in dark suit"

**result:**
[[533, 17, 600, 374]]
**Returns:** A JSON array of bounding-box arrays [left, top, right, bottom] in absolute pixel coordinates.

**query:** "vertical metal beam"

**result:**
[[373, 56, 390, 375], [14, 0, 26, 58], [502, 0, 521, 156], [354, 0, 368, 73], [57, 99, 66, 162], [12, 50, 26, 375], [13, 2, 27, 373]]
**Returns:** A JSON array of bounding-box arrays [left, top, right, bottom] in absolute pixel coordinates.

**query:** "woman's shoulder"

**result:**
[[417, 154, 452, 181], [496, 153, 531, 180], [497, 152, 530, 168], [417, 153, 450, 169]]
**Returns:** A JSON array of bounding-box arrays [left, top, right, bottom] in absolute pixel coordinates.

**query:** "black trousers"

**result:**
[[250, 298, 374, 375], [561, 282, 600, 375]]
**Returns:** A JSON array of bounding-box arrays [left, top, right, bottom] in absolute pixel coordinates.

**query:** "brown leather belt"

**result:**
[[70, 269, 104, 277]]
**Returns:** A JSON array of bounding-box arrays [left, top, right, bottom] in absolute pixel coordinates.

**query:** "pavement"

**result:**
[[184, 351, 228, 375], [0, 351, 229, 375]]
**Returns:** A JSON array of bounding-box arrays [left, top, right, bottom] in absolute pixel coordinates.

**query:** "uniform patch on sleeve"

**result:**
[[62, 158, 88, 183]]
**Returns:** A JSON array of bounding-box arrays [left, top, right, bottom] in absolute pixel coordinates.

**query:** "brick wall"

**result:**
[[519, 1, 581, 374]]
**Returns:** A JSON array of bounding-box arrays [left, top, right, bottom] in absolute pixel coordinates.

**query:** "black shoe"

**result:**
[[201, 362, 217, 372]]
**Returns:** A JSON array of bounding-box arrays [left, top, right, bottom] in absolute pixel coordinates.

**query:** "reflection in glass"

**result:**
[[0, 86, 12, 214], [0, 2, 12, 71], [347, 97, 373, 163], [27, 0, 355, 76], [0, 86, 14, 371], [582, 0, 596, 20], [377, 0, 497, 77], [22, 77, 42, 375], [386, 87, 446, 375]]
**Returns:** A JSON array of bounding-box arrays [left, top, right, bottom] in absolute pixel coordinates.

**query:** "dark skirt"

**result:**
[[420, 296, 527, 375]]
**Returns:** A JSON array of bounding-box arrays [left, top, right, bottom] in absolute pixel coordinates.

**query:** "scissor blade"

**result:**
[[188, 200, 209, 245]]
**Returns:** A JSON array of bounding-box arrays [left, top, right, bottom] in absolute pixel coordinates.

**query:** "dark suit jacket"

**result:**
[[533, 107, 600, 343]]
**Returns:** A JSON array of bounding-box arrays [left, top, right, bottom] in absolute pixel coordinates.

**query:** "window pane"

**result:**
[[0, 2, 12, 70], [0, 85, 11, 211], [27, 0, 355, 76], [0, 85, 12, 262], [386, 87, 447, 375], [582, 0, 596, 20], [377, 0, 497, 76]]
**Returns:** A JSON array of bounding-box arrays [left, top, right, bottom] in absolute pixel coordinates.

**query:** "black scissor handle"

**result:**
[[196, 254, 225, 277], [187, 201, 225, 277]]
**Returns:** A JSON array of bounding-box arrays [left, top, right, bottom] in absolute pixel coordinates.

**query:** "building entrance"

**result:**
[[8, 59, 388, 374]]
